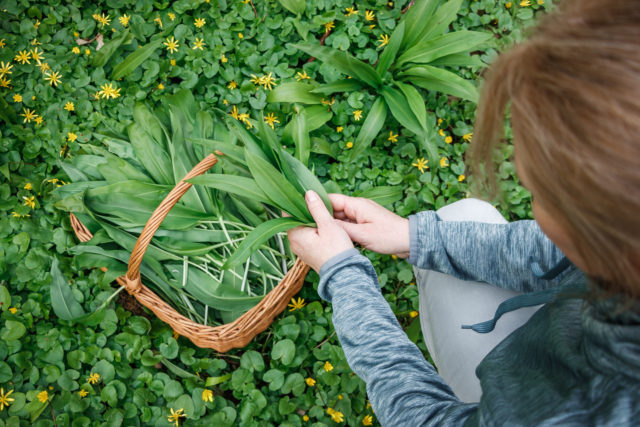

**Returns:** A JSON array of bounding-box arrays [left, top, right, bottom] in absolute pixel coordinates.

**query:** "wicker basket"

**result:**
[[70, 153, 309, 352]]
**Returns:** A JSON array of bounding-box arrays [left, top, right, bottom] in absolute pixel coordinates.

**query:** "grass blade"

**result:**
[[111, 38, 162, 80]]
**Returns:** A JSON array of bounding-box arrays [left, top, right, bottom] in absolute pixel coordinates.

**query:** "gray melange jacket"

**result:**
[[318, 211, 640, 426]]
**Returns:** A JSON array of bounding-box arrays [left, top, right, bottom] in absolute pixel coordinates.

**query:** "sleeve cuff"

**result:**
[[319, 248, 361, 277], [408, 214, 420, 265]]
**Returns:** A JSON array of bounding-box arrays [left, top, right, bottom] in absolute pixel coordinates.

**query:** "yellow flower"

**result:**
[[171, 59, 176, 66], [336, 126, 343, 133], [72, 46, 80, 54], [168, 12, 176, 21], [260, 73, 277, 90], [437, 118, 443, 125], [295, 70, 310, 81], [168, 408, 185, 427], [119, 14, 130, 27], [88, 372, 100, 384], [85, 48, 91, 55], [412, 157, 428, 173], [328, 408, 344, 423], [338, 394, 343, 400], [43, 71, 62, 87], [520, 0, 531, 6], [537, 0, 544, 4], [24, 182, 32, 190], [8, 307, 17, 314], [222, 99, 229, 105], [164, 36, 179, 54], [38, 62, 51, 73], [95, 13, 111, 27], [0, 61, 13, 77], [154, 16, 163, 28], [445, 135, 452, 144], [363, 414, 373, 426], [458, 174, 466, 182], [378, 34, 389, 47], [440, 157, 449, 168], [353, 110, 363, 121], [227, 80, 237, 90], [324, 21, 335, 32], [192, 38, 206, 50], [0, 76, 10, 88], [346, 141, 353, 149], [21, 108, 37, 123], [35, 116, 43, 125], [438, 129, 445, 137], [305, 377, 316, 387], [37, 390, 48, 403], [30, 47, 44, 64], [365, 10, 375, 21], [14, 50, 31, 64], [463, 132, 473, 142], [221, 54, 228, 63], [230, 105, 240, 120], [202, 389, 213, 402], [264, 112, 279, 129], [0, 388, 15, 411], [323, 361, 333, 372], [345, 7, 358, 16], [0, 39, 5, 49], [410, 310, 419, 318], [78, 389, 88, 398], [388, 131, 398, 143], [303, 415, 309, 421], [12, 94, 22, 103], [288, 297, 306, 311], [98, 82, 121, 99], [238, 33, 244, 39], [194, 18, 206, 28], [321, 97, 335, 106], [34, 19, 40, 29], [157, 83, 164, 90], [505, 2, 512, 8]]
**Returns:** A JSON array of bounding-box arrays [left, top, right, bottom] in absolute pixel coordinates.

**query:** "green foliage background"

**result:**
[[0, 0, 549, 425]]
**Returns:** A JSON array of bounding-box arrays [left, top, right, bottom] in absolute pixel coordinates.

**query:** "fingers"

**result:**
[[305, 191, 334, 229], [329, 193, 376, 223], [336, 220, 368, 245]]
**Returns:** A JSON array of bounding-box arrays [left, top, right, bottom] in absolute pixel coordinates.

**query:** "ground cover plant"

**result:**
[[0, 0, 550, 425]]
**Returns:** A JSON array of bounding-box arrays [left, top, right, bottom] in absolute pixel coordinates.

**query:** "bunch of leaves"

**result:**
[[268, 0, 493, 164]]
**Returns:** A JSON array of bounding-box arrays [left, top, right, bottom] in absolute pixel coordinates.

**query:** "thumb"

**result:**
[[305, 190, 333, 229]]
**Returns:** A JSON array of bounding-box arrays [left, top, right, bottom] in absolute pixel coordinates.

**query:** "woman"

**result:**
[[288, 0, 640, 424]]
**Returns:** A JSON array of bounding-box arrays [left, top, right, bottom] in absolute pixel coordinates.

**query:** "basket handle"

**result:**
[[123, 153, 218, 294]]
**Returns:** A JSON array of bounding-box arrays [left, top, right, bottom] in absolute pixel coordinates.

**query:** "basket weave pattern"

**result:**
[[70, 153, 309, 352]]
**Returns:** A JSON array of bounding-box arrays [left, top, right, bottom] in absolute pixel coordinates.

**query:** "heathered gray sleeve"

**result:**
[[319, 252, 478, 427], [408, 211, 569, 292]]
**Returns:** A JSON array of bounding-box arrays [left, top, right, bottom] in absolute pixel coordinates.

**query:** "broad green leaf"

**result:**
[[267, 82, 323, 104], [291, 112, 310, 166], [0, 96, 16, 124], [282, 106, 332, 145], [281, 151, 333, 215], [381, 86, 424, 136], [226, 118, 271, 163], [111, 38, 162, 80], [50, 258, 86, 321], [187, 137, 246, 165], [401, 0, 440, 48], [277, 0, 305, 15], [256, 112, 284, 170], [187, 174, 272, 205], [133, 102, 167, 148], [414, 0, 464, 46], [395, 82, 427, 131], [291, 42, 382, 88], [353, 186, 403, 206], [128, 123, 173, 184], [350, 96, 387, 161], [92, 29, 132, 68], [223, 217, 305, 269], [376, 21, 405, 77], [400, 65, 479, 102], [309, 79, 363, 95], [397, 31, 493, 67], [430, 53, 486, 68]]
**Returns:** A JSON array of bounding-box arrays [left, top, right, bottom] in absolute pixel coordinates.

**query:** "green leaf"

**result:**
[[92, 29, 132, 67], [187, 137, 246, 165], [309, 79, 364, 95], [291, 112, 310, 166], [350, 96, 387, 161], [401, 0, 440, 48], [132, 102, 167, 149], [223, 217, 305, 269], [271, 339, 296, 366], [111, 38, 162, 80], [429, 53, 486, 68], [414, 0, 464, 46], [0, 94, 16, 124], [280, 151, 333, 215], [187, 174, 272, 205], [400, 65, 479, 102], [396, 31, 493, 67], [1, 320, 26, 341], [396, 82, 427, 131], [128, 123, 173, 184], [266, 82, 323, 104], [376, 21, 405, 78], [353, 186, 403, 206], [50, 258, 86, 321], [406, 317, 422, 343], [277, 0, 305, 15], [381, 86, 424, 136], [291, 42, 382, 88], [206, 373, 231, 387]]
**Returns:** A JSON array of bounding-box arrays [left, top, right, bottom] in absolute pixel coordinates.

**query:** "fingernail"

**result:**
[[306, 190, 318, 202]]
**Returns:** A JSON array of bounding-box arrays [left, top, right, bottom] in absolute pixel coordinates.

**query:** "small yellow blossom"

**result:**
[[30, 47, 44, 64], [168, 408, 185, 427], [95, 13, 111, 27], [410, 310, 419, 318], [378, 34, 390, 47], [24, 183, 32, 190], [221, 54, 228, 63], [437, 118, 443, 125], [336, 126, 344, 133], [44, 71, 62, 87], [21, 108, 37, 123], [222, 99, 229, 105], [38, 62, 50, 73], [164, 36, 179, 54], [98, 82, 121, 99], [388, 131, 398, 143], [78, 389, 89, 398], [288, 297, 306, 311], [11, 212, 28, 218], [261, 73, 277, 90], [157, 83, 164, 90], [194, 18, 206, 28], [85, 48, 91, 55], [438, 129, 445, 137], [171, 59, 176, 66], [537, 0, 544, 4], [520, 0, 531, 6], [324, 21, 335, 32], [34, 19, 40, 29], [0, 388, 14, 411], [37, 390, 49, 403], [458, 174, 466, 182], [505, 2, 512, 8], [463, 132, 473, 142], [353, 110, 363, 121], [67, 132, 77, 142], [303, 415, 309, 421], [327, 408, 344, 423], [32, 38, 41, 45], [0, 76, 10, 88], [345, 7, 358, 16], [323, 361, 333, 372], [88, 372, 101, 385], [202, 389, 213, 402], [8, 307, 17, 314], [440, 157, 449, 168], [0, 39, 5, 49], [192, 38, 205, 50], [72, 46, 80, 54], [14, 50, 31, 64], [119, 14, 130, 27], [227, 80, 237, 90], [264, 112, 279, 129], [35, 116, 43, 125], [168, 12, 176, 21], [154, 15, 163, 28], [305, 377, 316, 387], [230, 105, 240, 120], [412, 157, 428, 173], [0, 61, 13, 77], [12, 94, 22, 103], [346, 141, 353, 149], [363, 415, 374, 426], [321, 97, 335, 106], [338, 394, 343, 400], [445, 136, 453, 144], [295, 70, 310, 81], [365, 10, 375, 21]]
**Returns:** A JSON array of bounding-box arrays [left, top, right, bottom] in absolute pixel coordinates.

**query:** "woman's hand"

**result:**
[[329, 193, 410, 258], [287, 191, 354, 273]]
